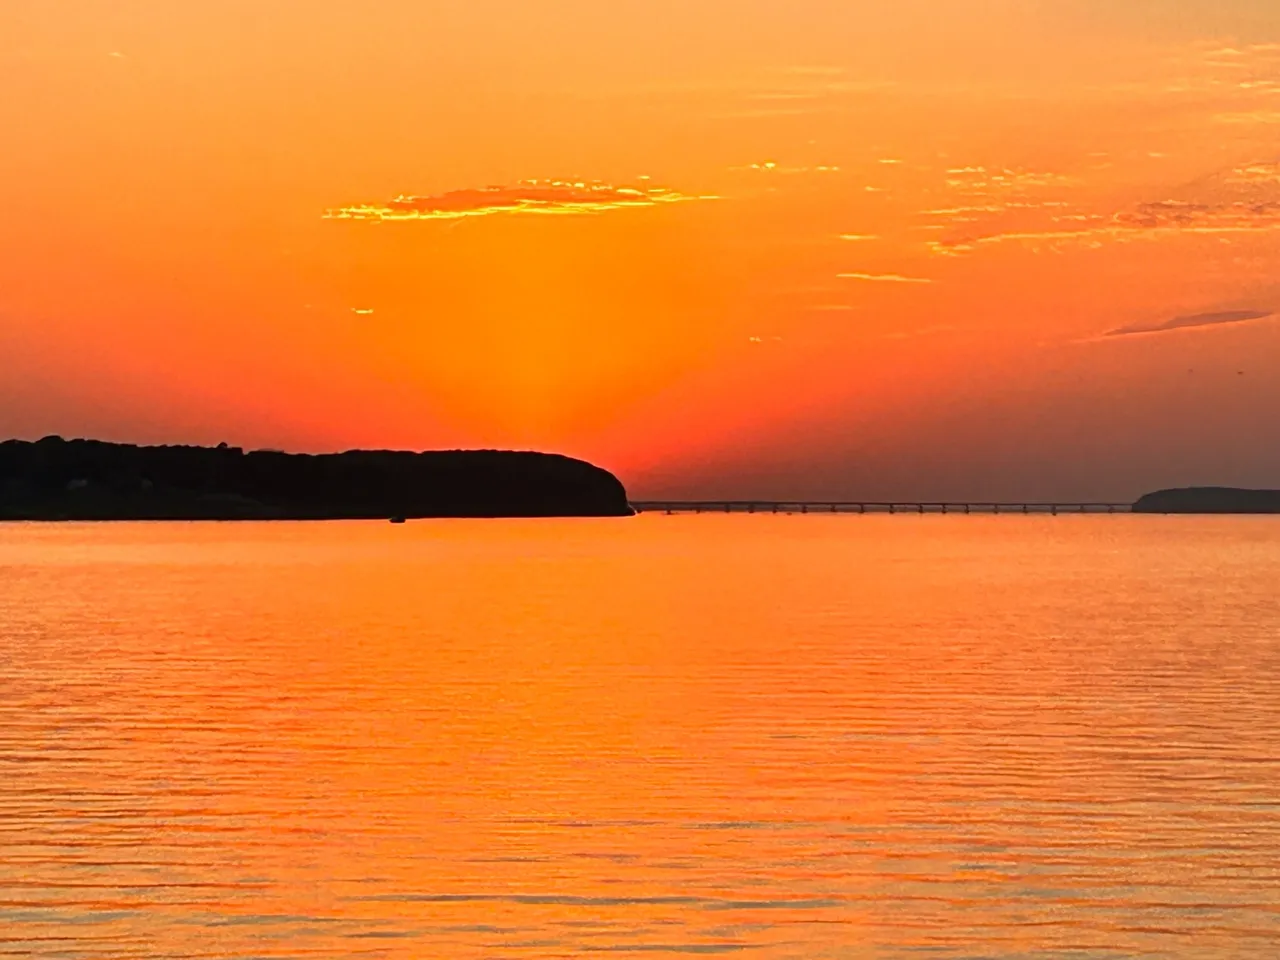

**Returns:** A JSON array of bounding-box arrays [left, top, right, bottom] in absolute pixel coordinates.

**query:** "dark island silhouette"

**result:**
[[1132, 487, 1280, 514], [0, 437, 633, 520]]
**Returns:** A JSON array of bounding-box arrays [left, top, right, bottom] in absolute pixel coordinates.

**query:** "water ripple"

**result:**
[[1, 517, 1278, 957]]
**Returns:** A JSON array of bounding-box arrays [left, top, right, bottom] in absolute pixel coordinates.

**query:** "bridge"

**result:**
[[631, 501, 1133, 515]]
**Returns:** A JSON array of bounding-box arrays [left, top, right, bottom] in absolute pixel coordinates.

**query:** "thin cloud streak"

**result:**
[[1108, 310, 1274, 337], [838, 272, 933, 284]]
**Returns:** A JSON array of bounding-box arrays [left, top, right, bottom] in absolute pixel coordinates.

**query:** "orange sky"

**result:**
[[2, 1, 1279, 499]]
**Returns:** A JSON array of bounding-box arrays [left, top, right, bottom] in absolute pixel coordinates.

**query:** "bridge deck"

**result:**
[[631, 501, 1133, 515]]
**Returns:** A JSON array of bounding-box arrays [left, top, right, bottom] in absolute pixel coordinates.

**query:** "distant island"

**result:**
[[1133, 487, 1280, 514], [0, 437, 633, 520]]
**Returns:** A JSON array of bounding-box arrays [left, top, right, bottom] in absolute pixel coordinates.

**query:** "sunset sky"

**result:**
[[3, 1, 1279, 499]]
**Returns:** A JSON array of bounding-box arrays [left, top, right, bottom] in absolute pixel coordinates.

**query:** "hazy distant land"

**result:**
[[1132, 487, 1280, 514], [0, 437, 633, 520]]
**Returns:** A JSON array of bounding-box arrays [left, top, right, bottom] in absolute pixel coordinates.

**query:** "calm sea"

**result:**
[[1, 517, 1278, 959]]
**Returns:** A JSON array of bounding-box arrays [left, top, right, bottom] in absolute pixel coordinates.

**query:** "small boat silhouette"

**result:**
[[389, 515, 407, 524]]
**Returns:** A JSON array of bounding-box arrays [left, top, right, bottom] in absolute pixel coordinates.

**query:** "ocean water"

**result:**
[[1, 517, 1278, 959]]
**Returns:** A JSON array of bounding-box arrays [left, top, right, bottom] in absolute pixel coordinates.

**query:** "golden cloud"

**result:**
[[324, 180, 712, 222]]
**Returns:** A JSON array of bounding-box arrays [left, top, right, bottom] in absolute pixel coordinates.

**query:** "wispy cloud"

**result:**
[[1108, 310, 1273, 337], [1116, 199, 1280, 230], [1225, 162, 1280, 185], [924, 202, 1073, 216], [926, 211, 1280, 256], [1215, 111, 1280, 125], [1198, 43, 1280, 70], [927, 161, 1280, 256], [731, 161, 841, 174], [778, 66, 848, 78], [323, 180, 711, 222], [944, 167, 1078, 193], [838, 272, 932, 284]]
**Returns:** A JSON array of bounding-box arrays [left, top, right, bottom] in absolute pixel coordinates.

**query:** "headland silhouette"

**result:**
[[1132, 487, 1280, 514], [0, 437, 633, 520]]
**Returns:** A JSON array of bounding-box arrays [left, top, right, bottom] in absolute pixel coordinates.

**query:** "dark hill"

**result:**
[[1133, 487, 1280, 514], [0, 437, 633, 520]]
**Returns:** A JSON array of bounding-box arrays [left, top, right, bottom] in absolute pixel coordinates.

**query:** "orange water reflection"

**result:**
[[2, 517, 1279, 957]]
